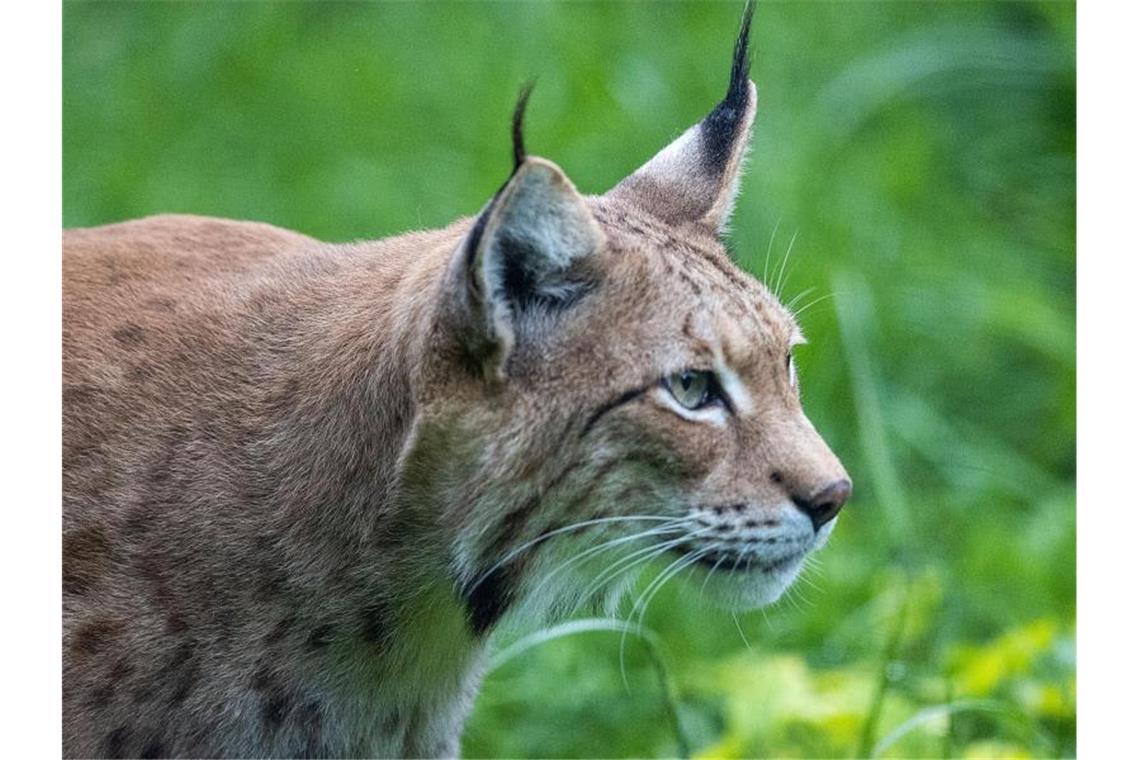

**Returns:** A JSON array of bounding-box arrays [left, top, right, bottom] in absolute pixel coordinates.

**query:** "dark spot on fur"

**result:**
[[299, 700, 324, 755], [104, 726, 130, 758], [253, 536, 289, 599], [262, 692, 289, 729], [89, 683, 115, 709], [63, 526, 112, 596], [169, 665, 198, 705], [70, 617, 122, 657], [139, 738, 165, 759], [463, 565, 515, 636], [62, 382, 98, 407], [164, 642, 199, 705], [136, 548, 182, 617], [132, 683, 157, 705], [251, 661, 275, 692], [685, 274, 706, 297], [266, 614, 296, 644], [128, 363, 154, 383], [105, 259, 129, 286], [381, 709, 403, 735], [306, 624, 334, 651], [681, 312, 696, 339], [165, 610, 189, 635], [110, 657, 133, 681], [142, 425, 189, 494], [112, 323, 147, 347], [359, 600, 394, 649], [123, 504, 156, 541]]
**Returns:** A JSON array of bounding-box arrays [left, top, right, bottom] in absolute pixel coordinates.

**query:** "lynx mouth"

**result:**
[[663, 544, 810, 611], [678, 548, 806, 575]]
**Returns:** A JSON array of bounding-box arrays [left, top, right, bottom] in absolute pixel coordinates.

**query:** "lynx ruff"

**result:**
[[63, 6, 851, 758]]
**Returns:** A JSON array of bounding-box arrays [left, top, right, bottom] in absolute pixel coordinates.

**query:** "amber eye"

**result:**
[[664, 370, 719, 410]]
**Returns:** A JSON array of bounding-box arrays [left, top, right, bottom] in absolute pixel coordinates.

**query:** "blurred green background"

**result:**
[[63, 1, 1075, 758]]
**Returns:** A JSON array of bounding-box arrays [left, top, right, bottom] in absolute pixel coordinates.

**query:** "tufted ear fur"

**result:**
[[608, 1, 757, 234], [454, 140, 605, 379]]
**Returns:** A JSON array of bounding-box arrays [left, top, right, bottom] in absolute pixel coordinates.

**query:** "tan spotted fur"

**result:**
[[62, 6, 850, 757]]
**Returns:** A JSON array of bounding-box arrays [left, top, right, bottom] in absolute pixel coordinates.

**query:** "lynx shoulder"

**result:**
[[62, 4, 850, 757]]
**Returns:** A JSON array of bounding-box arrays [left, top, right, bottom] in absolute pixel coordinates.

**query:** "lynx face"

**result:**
[[412, 6, 851, 628]]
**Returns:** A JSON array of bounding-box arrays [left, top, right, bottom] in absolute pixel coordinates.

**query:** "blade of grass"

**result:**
[[834, 269, 918, 757], [832, 268, 912, 546], [888, 388, 1065, 501], [942, 677, 954, 760], [856, 578, 911, 759], [489, 619, 692, 758], [870, 698, 1004, 758]]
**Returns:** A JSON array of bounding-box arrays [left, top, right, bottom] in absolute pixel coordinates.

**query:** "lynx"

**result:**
[[63, 4, 850, 757]]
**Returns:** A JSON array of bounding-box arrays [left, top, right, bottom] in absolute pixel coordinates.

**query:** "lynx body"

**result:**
[[63, 6, 850, 757]]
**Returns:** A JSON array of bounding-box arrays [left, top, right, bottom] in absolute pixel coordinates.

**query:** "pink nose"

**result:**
[[792, 478, 852, 530]]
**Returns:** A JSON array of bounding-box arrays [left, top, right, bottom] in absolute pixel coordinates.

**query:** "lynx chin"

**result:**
[[63, 3, 851, 757]]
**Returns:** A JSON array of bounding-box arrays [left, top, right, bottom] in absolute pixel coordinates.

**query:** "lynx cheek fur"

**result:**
[[63, 5, 851, 758]]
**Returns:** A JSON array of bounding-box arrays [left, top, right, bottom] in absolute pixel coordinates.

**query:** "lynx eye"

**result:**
[[664, 370, 720, 410]]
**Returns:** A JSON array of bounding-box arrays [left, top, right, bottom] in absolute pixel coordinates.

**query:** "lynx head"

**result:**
[[412, 2, 851, 633]]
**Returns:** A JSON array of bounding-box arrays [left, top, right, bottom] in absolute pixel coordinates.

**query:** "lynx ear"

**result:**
[[456, 154, 605, 378], [609, 1, 757, 233]]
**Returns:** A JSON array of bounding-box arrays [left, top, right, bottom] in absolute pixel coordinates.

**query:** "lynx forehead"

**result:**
[[63, 2, 850, 757]]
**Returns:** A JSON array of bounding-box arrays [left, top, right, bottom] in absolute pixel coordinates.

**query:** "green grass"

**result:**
[[64, 1, 1075, 757]]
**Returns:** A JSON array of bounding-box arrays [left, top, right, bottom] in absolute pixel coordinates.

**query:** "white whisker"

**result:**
[[581, 528, 712, 603], [619, 547, 710, 687], [472, 515, 686, 589], [763, 216, 782, 285], [793, 292, 837, 319], [774, 229, 799, 299], [528, 522, 690, 599], [636, 552, 708, 629], [732, 611, 754, 652], [783, 285, 817, 313], [699, 554, 727, 598]]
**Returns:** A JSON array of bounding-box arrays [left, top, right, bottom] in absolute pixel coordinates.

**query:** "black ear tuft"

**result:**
[[701, 0, 755, 170], [512, 82, 535, 172], [606, 1, 759, 232], [464, 82, 538, 273], [729, 0, 755, 106]]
